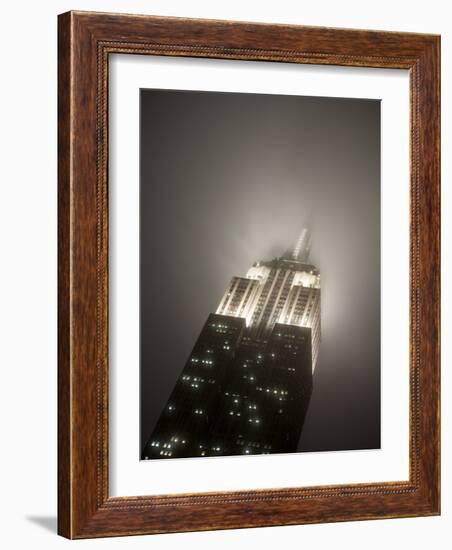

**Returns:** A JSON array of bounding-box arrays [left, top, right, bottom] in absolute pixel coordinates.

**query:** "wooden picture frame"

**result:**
[[58, 10, 440, 539]]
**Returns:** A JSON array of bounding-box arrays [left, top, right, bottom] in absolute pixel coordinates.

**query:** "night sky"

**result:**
[[140, 88, 380, 455]]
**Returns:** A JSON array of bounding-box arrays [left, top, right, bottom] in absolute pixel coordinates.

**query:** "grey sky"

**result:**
[[140, 88, 380, 453]]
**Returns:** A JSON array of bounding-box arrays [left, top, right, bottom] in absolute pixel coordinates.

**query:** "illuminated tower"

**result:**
[[142, 229, 321, 459]]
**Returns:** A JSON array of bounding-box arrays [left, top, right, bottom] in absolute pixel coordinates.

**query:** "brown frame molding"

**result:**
[[58, 10, 440, 539]]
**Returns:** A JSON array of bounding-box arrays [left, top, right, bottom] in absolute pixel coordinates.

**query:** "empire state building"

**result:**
[[142, 229, 321, 459]]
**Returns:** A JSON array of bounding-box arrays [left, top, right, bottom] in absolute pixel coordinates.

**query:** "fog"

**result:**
[[140, 88, 380, 453]]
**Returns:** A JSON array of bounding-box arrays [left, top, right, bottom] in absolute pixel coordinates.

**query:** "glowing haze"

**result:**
[[140, 88, 380, 452]]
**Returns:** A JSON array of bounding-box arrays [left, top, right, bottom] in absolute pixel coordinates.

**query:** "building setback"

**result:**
[[142, 229, 321, 459]]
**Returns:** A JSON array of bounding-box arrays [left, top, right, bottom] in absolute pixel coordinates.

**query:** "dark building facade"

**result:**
[[142, 230, 320, 459]]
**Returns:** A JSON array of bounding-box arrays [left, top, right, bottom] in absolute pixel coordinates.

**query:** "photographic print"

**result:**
[[58, 13, 440, 537], [140, 89, 381, 461]]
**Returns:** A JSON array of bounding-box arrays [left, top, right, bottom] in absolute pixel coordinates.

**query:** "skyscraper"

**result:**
[[142, 229, 321, 459]]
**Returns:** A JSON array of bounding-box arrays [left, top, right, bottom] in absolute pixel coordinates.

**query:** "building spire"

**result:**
[[284, 228, 311, 261]]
